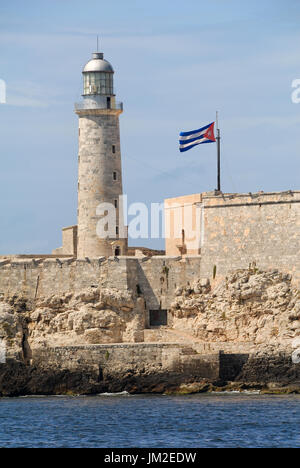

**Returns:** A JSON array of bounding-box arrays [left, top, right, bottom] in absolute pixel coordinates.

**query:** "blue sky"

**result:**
[[0, 0, 300, 252]]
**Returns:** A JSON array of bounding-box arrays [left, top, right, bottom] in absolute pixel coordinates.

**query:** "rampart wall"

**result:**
[[0, 256, 202, 312], [200, 191, 300, 284], [2, 188, 300, 310], [32, 343, 219, 382]]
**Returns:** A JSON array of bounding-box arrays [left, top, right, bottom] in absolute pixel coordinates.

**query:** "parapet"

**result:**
[[201, 189, 300, 207]]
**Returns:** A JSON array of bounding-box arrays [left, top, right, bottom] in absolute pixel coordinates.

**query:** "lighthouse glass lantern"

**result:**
[[83, 52, 114, 96]]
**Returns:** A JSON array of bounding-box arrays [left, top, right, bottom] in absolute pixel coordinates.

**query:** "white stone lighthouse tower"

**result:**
[[75, 51, 127, 258]]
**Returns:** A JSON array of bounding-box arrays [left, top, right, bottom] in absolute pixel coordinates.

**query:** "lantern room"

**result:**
[[82, 52, 114, 96]]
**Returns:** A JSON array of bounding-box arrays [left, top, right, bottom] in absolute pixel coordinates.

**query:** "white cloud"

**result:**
[[4, 79, 70, 108]]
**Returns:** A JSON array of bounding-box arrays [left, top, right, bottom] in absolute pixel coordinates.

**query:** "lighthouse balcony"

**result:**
[[75, 99, 123, 112]]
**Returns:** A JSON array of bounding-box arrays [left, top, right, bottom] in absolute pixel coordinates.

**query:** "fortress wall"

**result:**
[[200, 191, 300, 285], [0, 257, 202, 310], [100, 257, 130, 291], [32, 343, 294, 388], [127, 256, 201, 312], [31, 343, 220, 382], [0, 259, 105, 300], [2, 193, 298, 302], [33, 343, 184, 373]]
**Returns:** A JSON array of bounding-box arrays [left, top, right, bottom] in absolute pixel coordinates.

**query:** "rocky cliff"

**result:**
[[0, 286, 145, 358], [170, 267, 300, 350], [0, 267, 299, 396]]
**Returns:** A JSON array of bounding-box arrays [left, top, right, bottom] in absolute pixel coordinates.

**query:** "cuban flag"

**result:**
[[179, 122, 216, 152]]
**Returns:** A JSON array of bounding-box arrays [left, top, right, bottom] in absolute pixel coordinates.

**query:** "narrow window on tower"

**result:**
[[113, 171, 117, 181], [116, 226, 119, 235], [107, 97, 111, 109], [112, 145, 116, 154], [114, 199, 118, 208]]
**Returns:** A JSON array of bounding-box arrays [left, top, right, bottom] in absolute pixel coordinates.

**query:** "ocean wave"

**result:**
[[212, 390, 261, 395], [98, 391, 130, 397]]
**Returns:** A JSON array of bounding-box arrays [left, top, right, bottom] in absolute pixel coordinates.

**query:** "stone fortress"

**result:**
[[0, 50, 299, 395]]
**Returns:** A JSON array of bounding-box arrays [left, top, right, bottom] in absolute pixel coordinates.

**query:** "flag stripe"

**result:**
[[179, 134, 207, 145], [179, 140, 212, 152], [179, 130, 208, 142], [179, 137, 210, 149], [179, 122, 212, 137]]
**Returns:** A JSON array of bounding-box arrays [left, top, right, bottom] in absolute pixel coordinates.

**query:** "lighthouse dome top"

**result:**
[[83, 52, 114, 73]]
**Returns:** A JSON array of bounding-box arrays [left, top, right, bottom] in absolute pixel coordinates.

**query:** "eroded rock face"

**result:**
[[1, 268, 300, 396], [0, 287, 145, 358], [170, 269, 300, 351]]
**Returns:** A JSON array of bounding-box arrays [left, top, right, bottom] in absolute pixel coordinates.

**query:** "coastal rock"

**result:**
[[170, 269, 300, 350], [0, 286, 145, 355], [0, 268, 300, 396]]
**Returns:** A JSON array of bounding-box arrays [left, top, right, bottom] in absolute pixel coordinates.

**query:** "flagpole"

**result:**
[[216, 111, 221, 192]]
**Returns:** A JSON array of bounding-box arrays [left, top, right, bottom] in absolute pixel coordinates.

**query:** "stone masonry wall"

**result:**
[[32, 343, 220, 382], [0, 257, 202, 312], [77, 112, 126, 258], [125, 256, 201, 326], [0, 343, 220, 396], [0, 258, 104, 300], [200, 191, 300, 286]]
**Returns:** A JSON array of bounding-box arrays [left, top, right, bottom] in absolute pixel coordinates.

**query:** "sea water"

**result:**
[[0, 393, 299, 448]]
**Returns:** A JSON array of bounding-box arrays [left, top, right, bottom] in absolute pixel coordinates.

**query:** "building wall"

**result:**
[[0, 258, 104, 300], [62, 226, 78, 256], [0, 257, 202, 311], [3, 191, 300, 307], [31, 343, 220, 382], [126, 257, 201, 325], [200, 191, 300, 284], [165, 193, 203, 256], [52, 225, 78, 256], [165, 190, 300, 286]]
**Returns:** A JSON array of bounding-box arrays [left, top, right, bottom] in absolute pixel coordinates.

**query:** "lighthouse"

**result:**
[[75, 51, 127, 258]]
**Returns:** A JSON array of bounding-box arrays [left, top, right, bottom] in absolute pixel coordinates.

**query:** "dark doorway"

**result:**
[[115, 246, 121, 256], [149, 309, 168, 327]]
